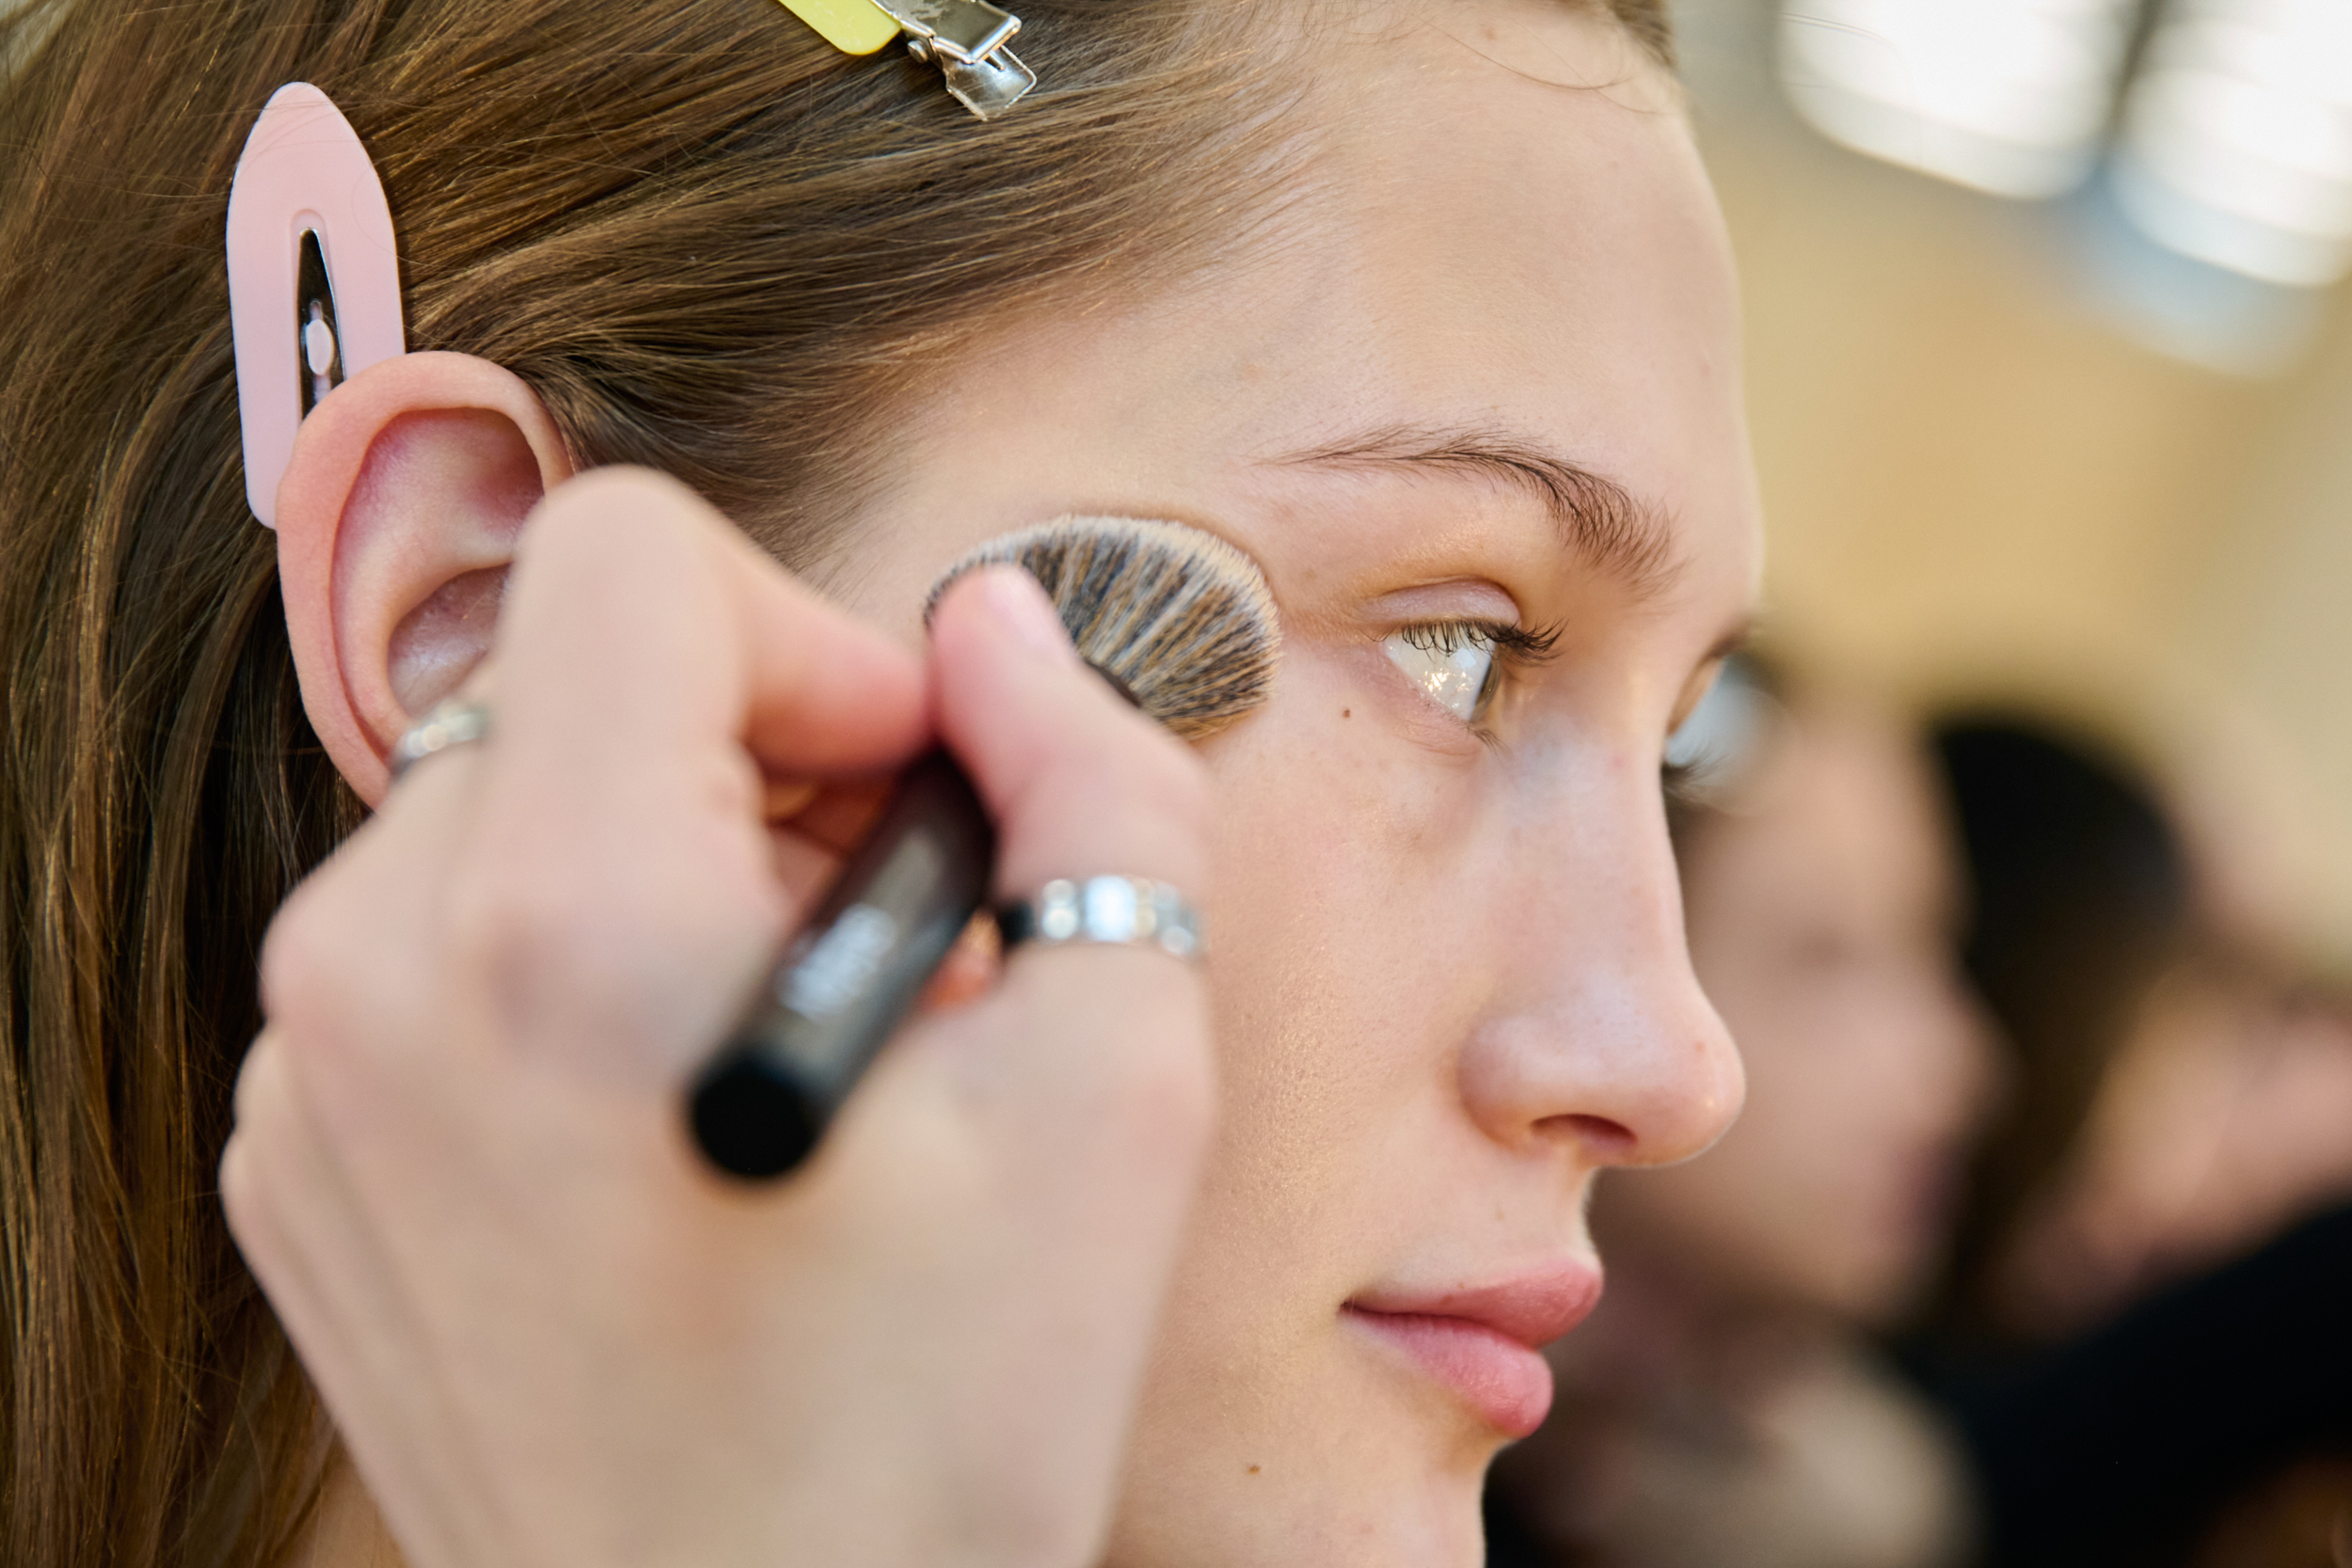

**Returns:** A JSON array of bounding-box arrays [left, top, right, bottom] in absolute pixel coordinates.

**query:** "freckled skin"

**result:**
[[827, 5, 1763, 1564]]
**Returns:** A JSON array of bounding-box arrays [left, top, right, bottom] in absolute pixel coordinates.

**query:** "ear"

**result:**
[[275, 351, 573, 806]]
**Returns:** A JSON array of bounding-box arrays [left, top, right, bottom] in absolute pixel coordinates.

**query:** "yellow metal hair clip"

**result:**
[[777, 0, 1035, 119]]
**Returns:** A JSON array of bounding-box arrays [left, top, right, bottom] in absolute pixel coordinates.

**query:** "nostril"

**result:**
[[1540, 1112, 1637, 1163]]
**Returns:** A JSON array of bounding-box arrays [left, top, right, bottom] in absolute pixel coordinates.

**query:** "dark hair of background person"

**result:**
[[1915, 717, 2193, 1348], [0, 2, 1674, 1565], [1963, 1198, 2352, 1568]]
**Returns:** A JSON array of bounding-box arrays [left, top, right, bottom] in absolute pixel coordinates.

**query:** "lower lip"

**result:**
[[1343, 1307, 1559, 1437]]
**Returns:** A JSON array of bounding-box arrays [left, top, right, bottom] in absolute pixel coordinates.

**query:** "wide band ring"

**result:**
[[389, 697, 493, 783], [998, 876, 1205, 963]]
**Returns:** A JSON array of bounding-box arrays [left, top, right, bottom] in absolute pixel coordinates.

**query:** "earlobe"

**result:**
[[274, 352, 573, 805]]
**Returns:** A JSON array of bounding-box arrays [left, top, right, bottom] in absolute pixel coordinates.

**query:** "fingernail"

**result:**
[[979, 567, 1075, 662]]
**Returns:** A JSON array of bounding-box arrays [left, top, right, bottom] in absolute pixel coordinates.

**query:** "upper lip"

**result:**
[[1347, 1259, 1604, 1350]]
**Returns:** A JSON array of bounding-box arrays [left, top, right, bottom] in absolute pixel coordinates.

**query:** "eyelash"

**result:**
[[1394, 618, 1563, 663], [1383, 621, 1725, 816], [1393, 616, 1563, 736], [1389, 625, 1713, 804], [1382, 621, 1722, 815]]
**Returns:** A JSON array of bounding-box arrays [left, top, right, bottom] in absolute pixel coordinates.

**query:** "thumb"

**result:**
[[927, 567, 1210, 911]]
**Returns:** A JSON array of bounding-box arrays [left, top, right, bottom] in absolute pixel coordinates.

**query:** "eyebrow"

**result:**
[[1263, 421, 1684, 601]]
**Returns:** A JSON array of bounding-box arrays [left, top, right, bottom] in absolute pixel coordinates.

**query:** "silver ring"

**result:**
[[997, 877, 1205, 963], [389, 697, 492, 783]]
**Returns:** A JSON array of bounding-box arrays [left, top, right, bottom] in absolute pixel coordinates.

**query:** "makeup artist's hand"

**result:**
[[220, 468, 1215, 1568]]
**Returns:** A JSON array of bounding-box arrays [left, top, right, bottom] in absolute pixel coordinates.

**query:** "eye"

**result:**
[[1662, 657, 1772, 801], [1383, 624, 1501, 723]]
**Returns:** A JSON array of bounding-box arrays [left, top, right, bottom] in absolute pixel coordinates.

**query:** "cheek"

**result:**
[[1190, 651, 1494, 1208], [1684, 985, 1943, 1298], [1701, 974, 1881, 1195]]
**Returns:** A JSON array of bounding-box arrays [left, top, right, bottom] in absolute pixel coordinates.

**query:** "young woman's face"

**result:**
[[832, 5, 1760, 1562]]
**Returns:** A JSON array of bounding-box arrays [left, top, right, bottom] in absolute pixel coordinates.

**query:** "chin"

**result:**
[[1104, 1464, 1488, 1568], [1104, 1336, 1501, 1568]]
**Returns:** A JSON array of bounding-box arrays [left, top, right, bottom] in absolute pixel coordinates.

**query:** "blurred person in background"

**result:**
[[1992, 954, 2352, 1342], [1915, 719, 2198, 1359], [1486, 660, 1999, 1568], [1911, 718, 2352, 1568]]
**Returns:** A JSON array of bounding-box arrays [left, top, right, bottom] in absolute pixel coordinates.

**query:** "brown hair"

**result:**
[[0, 0, 1671, 1562]]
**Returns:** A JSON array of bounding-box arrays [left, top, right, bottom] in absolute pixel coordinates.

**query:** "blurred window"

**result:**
[[1780, 0, 2352, 289], [1780, 0, 2142, 198], [2114, 0, 2352, 286]]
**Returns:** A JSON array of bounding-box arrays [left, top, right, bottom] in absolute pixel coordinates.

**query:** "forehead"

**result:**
[[1298, 3, 1751, 519], [863, 2, 1758, 630]]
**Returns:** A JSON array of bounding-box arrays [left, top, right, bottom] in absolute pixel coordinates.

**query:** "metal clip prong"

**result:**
[[875, 0, 1036, 119]]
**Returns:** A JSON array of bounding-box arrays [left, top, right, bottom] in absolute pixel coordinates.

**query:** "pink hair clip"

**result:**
[[225, 83, 406, 529]]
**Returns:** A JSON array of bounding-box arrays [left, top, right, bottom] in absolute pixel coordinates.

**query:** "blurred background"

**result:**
[[1682, 0, 2352, 977]]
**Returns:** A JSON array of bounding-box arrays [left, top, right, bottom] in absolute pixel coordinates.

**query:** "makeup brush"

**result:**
[[923, 516, 1279, 739], [690, 516, 1279, 1180]]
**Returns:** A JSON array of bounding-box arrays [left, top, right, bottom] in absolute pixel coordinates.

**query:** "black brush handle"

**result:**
[[690, 749, 995, 1179]]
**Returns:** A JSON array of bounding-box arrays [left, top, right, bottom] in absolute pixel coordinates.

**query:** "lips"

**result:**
[[1343, 1262, 1603, 1438]]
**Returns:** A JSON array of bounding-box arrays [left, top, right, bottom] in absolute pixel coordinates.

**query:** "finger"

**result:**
[[445, 470, 927, 1078], [781, 775, 897, 856], [905, 564, 1217, 1242], [927, 568, 1209, 905], [220, 1036, 329, 1325], [222, 1037, 441, 1484], [745, 577, 1218, 1555], [256, 741, 486, 1079], [500, 468, 927, 785], [914, 914, 1001, 1013]]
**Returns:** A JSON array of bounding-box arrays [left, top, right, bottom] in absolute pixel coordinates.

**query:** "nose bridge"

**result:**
[[1457, 746, 1745, 1168]]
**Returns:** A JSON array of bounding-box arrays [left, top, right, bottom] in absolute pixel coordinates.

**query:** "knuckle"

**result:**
[[253, 916, 313, 1031], [439, 825, 781, 1059], [440, 853, 591, 997], [221, 1038, 296, 1225], [256, 848, 443, 1080], [228, 1036, 281, 1141], [215, 1121, 272, 1238], [443, 815, 661, 975], [257, 876, 364, 1037], [215, 1133, 263, 1248]]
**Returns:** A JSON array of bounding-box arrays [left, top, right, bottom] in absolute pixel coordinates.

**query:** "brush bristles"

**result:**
[[926, 517, 1280, 741]]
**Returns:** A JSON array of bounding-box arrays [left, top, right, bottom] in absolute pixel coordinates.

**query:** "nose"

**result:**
[[1454, 755, 1744, 1169], [1915, 959, 2004, 1139]]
